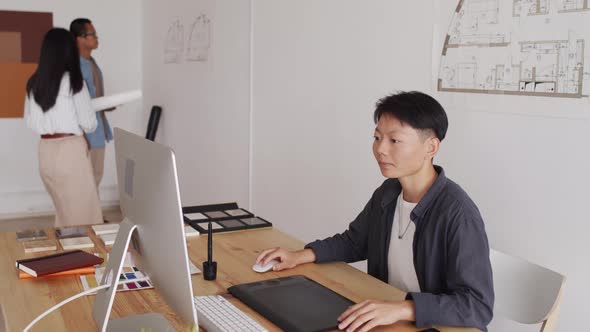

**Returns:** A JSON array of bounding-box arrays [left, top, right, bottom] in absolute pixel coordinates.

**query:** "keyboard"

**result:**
[[193, 295, 268, 332]]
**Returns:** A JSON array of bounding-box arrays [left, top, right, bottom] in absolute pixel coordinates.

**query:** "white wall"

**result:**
[[141, 0, 251, 207], [251, 0, 435, 263], [251, 0, 589, 330], [0, 0, 143, 216], [252, 0, 434, 239]]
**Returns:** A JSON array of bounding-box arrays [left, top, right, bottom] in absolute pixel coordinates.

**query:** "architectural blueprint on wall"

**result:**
[[438, 0, 590, 98]]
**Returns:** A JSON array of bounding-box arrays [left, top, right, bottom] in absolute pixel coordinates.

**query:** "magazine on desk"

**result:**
[[80, 252, 201, 295]]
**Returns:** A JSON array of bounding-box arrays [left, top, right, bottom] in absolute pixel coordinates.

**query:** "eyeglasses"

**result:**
[[82, 32, 97, 38]]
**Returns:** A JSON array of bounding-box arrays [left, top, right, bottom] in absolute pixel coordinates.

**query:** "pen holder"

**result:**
[[202, 261, 217, 280]]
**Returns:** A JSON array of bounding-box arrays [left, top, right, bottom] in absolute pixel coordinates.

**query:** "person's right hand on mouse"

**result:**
[[255, 247, 317, 271]]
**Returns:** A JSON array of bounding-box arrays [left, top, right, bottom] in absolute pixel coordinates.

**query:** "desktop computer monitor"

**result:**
[[92, 128, 198, 331]]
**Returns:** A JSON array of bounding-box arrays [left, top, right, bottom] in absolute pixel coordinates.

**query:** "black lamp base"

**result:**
[[202, 261, 217, 280]]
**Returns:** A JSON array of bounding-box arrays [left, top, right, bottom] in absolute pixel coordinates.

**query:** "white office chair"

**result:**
[[489, 249, 566, 332]]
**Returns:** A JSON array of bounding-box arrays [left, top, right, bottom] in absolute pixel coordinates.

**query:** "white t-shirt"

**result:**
[[387, 193, 421, 293]]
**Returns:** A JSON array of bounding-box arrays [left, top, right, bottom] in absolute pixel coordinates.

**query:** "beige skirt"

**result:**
[[38, 135, 103, 227]]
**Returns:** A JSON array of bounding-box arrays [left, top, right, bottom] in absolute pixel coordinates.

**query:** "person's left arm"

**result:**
[[407, 207, 494, 330]]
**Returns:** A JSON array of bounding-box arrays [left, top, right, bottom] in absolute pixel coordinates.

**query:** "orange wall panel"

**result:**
[[0, 63, 37, 118]]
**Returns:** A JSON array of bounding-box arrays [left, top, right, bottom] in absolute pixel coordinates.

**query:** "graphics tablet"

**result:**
[[228, 275, 354, 332]]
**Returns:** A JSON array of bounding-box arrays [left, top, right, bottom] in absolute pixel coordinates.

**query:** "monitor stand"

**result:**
[[92, 218, 176, 332]]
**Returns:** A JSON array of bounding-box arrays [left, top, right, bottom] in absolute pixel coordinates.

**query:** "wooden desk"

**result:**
[[0, 227, 480, 332]]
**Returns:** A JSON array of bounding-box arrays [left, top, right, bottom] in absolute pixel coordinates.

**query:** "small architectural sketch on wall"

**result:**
[[164, 19, 184, 64], [186, 14, 211, 62], [0, 10, 53, 118], [164, 14, 212, 64]]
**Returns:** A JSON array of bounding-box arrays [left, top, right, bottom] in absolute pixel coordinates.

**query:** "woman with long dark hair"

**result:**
[[24, 28, 103, 227]]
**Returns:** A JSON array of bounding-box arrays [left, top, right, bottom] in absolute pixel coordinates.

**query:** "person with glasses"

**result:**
[[70, 18, 114, 212]]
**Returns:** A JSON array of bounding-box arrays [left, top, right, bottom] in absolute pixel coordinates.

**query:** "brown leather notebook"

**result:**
[[16, 250, 104, 277]]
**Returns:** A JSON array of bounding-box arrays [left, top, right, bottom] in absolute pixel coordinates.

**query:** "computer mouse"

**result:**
[[252, 259, 279, 273]]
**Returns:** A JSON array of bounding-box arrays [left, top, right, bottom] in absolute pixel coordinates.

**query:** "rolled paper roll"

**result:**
[[92, 90, 142, 111]]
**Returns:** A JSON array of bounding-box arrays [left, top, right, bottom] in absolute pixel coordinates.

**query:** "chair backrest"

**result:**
[[490, 249, 566, 331]]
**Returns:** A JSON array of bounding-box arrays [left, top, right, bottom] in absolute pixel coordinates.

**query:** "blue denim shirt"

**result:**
[[80, 56, 112, 149]]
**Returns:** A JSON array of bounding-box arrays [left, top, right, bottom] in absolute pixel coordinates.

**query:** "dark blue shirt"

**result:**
[[306, 166, 494, 331]]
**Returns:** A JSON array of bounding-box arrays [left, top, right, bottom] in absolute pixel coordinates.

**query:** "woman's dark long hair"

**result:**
[[26, 28, 84, 112]]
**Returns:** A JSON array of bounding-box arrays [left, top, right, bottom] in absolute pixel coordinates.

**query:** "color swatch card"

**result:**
[[59, 237, 94, 250], [16, 229, 48, 241], [22, 239, 57, 253], [184, 225, 200, 237], [80, 254, 150, 294], [184, 212, 208, 221], [92, 223, 120, 235], [224, 208, 251, 217], [239, 217, 270, 226], [204, 211, 228, 219], [202, 221, 223, 230], [80, 253, 201, 295], [189, 260, 201, 274]]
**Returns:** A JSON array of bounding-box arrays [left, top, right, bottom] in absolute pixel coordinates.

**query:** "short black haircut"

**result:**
[[69, 18, 92, 37], [373, 91, 448, 141], [26, 28, 83, 112]]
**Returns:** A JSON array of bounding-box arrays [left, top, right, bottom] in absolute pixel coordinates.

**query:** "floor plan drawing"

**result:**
[[439, 0, 590, 98]]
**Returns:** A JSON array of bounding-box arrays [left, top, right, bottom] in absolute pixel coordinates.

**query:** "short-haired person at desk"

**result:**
[[256, 91, 494, 331]]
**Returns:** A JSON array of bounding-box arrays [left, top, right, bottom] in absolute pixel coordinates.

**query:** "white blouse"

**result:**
[[24, 73, 97, 135]]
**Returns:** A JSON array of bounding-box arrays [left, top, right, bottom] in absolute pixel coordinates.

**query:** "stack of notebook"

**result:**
[[92, 224, 120, 246], [16, 250, 104, 279], [16, 229, 57, 254], [55, 227, 95, 250]]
